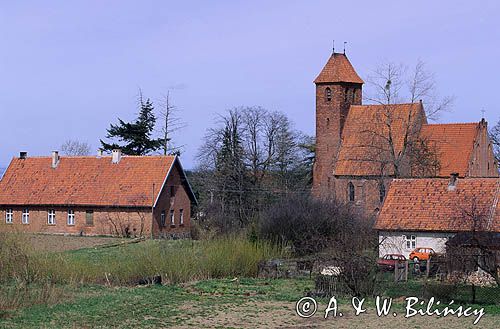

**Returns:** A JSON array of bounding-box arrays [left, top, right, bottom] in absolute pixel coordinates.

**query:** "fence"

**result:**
[[312, 257, 500, 305]]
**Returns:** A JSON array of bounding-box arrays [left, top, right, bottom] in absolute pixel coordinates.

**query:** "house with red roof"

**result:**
[[312, 52, 498, 213], [0, 150, 196, 238], [374, 177, 500, 258]]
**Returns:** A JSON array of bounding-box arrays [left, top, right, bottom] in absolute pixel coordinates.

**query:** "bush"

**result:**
[[259, 195, 380, 296], [259, 195, 361, 256]]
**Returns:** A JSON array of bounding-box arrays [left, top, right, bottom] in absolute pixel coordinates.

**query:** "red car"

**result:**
[[377, 254, 406, 271]]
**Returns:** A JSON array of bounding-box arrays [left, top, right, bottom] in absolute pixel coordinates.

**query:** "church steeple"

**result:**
[[312, 52, 363, 195], [314, 53, 364, 84]]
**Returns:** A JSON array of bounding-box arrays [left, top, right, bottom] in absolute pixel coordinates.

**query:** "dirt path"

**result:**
[[175, 300, 500, 329]]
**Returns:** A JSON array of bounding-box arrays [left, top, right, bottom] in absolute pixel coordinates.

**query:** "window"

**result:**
[[170, 185, 176, 197], [85, 210, 94, 226], [325, 87, 332, 101], [67, 209, 75, 226], [404, 235, 416, 249], [379, 183, 386, 203], [352, 89, 356, 102], [48, 209, 56, 225], [160, 210, 166, 227], [170, 210, 175, 226], [5, 209, 13, 224], [22, 208, 29, 224], [180, 209, 184, 225], [348, 182, 355, 202], [344, 88, 349, 102]]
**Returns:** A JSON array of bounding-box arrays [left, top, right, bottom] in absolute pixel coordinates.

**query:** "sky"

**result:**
[[1, 0, 499, 169]]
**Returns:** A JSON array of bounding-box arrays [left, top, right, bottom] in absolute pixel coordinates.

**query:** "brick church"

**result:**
[[312, 52, 498, 213]]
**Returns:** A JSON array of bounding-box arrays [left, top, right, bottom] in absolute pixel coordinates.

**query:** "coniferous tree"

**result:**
[[100, 96, 164, 155]]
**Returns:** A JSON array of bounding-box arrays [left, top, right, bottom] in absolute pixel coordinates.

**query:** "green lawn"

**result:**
[[1, 278, 499, 328], [0, 278, 313, 328]]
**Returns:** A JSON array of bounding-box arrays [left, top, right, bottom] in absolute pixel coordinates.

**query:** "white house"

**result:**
[[374, 177, 500, 258]]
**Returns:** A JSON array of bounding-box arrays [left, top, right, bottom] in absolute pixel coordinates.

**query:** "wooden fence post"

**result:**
[[405, 260, 409, 282], [426, 258, 431, 278]]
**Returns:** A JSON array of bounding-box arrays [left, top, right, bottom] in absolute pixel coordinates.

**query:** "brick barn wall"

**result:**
[[332, 177, 392, 214], [152, 161, 191, 239], [0, 206, 151, 237]]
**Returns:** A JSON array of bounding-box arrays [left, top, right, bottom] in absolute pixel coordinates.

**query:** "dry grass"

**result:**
[[20, 234, 125, 252]]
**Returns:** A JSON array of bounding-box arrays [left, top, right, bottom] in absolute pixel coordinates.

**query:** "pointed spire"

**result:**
[[314, 52, 364, 84]]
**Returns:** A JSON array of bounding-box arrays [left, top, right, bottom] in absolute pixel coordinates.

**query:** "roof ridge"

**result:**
[[392, 177, 500, 182], [422, 122, 479, 126], [12, 155, 175, 159]]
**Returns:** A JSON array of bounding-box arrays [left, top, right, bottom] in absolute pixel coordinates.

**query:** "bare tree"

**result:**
[[61, 140, 91, 156], [489, 118, 500, 165], [194, 106, 312, 233], [346, 60, 453, 178], [104, 210, 147, 238], [449, 198, 500, 286], [157, 91, 186, 155], [366, 59, 454, 120]]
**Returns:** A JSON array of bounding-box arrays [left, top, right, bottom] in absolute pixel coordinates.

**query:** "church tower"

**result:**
[[312, 52, 363, 195]]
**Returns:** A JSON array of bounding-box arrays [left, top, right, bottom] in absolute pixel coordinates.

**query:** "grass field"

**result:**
[[22, 234, 126, 252], [1, 235, 499, 328]]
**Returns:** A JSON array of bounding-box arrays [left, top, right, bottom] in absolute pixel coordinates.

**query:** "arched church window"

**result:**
[[379, 183, 386, 203], [325, 87, 332, 101], [352, 88, 356, 102], [348, 182, 355, 202]]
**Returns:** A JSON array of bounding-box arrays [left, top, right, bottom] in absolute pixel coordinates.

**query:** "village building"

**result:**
[[0, 150, 196, 238], [374, 177, 500, 258], [312, 52, 498, 214]]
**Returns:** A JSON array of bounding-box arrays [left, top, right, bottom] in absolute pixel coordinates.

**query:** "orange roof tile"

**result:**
[[0, 155, 178, 207], [374, 178, 500, 233], [335, 103, 425, 176], [314, 53, 364, 84], [419, 123, 478, 177]]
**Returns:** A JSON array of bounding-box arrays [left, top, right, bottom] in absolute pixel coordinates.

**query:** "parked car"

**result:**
[[409, 247, 436, 262], [377, 254, 406, 271]]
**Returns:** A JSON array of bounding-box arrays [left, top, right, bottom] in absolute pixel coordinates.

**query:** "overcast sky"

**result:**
[[1, 1, 499, 169]]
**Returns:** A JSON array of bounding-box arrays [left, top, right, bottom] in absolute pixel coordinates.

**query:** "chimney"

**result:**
[[51, 151, 60, 168], [19, 151, 28, 159], [97, 149, 103, 158], [112, 149, 122, 164], [448, 172, 459, 191]]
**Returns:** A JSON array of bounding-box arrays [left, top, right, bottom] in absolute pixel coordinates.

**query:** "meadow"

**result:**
[[1, 234, 499, 328]]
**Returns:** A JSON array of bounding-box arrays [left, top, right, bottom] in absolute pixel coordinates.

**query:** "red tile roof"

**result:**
[[0, 155, 177, 207], [419, 123, 478, 177], [314, 53, 364, 84], [335, 103, 425, 176], [375, 178, 500, 233]]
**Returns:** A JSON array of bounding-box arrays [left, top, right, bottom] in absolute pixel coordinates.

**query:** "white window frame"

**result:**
[[179, 209, 184, 225], [404, 234, 416, 249], [22, 208, 29, 224], [160, 210, 166, 227], [48, 209, 56, 225], [5, 209, 13, 224], [67, 209, 75, 226], [170, 210, 175, 226]]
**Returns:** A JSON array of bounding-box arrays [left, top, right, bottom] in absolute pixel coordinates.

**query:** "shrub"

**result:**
[[259, 195, 360, 256]]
